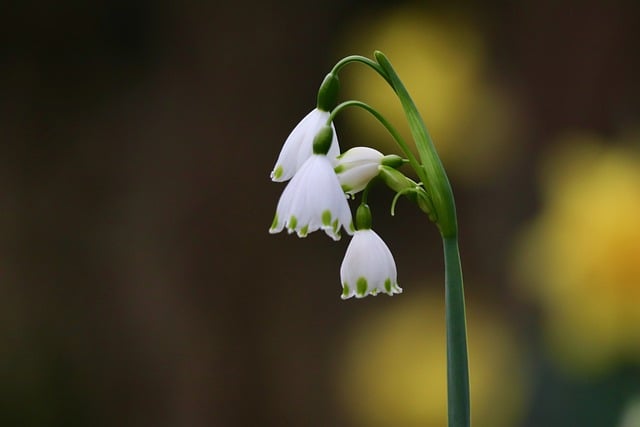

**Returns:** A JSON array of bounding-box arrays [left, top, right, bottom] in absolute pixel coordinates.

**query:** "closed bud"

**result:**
[[378, 165, 415, 194], [335, 147, 384, 195]]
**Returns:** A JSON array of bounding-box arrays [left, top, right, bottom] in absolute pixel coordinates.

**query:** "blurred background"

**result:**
[[2, 1, 640, 426]]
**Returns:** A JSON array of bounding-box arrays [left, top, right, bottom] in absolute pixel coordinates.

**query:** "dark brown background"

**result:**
[[1, 1, 639, 426]]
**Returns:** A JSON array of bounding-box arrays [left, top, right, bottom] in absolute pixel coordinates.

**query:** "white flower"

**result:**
[[340, 229, 402, 299], [335, 147, 384, 194], [271, 109, 340, 182], [269, 154, 353, 240]]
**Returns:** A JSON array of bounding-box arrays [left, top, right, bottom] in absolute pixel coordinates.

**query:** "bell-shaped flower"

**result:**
[[269, 154, 353, 240], [340, 228, 402, 299], [270, 109, 340, 182]]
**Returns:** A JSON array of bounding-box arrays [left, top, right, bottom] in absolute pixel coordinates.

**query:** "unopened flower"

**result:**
[[340, 228, 402, 299], [270, 109, 340, 182], [270, 154, 353, 240], [335, 147, 383, 194], [336, 147, 405, 195]]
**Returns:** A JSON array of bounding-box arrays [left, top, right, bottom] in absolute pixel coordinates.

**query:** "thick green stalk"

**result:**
[[372, 51, 470, 427], [374, 51, 457, 237], [443, 236, 470, 427]]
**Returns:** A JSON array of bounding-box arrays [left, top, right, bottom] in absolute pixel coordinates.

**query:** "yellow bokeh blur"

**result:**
[[335, 5, 521, 184], [335, 288, 528, 427], [513, 131, 640, 375]]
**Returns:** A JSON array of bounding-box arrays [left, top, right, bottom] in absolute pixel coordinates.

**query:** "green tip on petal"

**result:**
[[356, 277, 368, 296], [299, 224, 309, 237], [334, 165, 345, 173], [273, 165, 283, 180], [321, 210, 332, 226], [384, 278, 392, 294], [342, 283, 350, 298], [332, 218, 339, 233], [270, 213, 279, 230], [289, 215, 298, 230]]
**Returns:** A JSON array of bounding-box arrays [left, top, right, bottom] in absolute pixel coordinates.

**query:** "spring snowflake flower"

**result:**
[[335, 147, 384, 195], [270, 154, 353, 240], [270, 109, 340, 182], [336, 147, 406, 195], [340, 228, 402, 299]]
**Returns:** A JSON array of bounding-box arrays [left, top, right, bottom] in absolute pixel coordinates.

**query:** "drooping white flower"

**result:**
[[335, 147, 384, 195], [269, 154, 353, 240], [271, 109, 340, 182], [340, 229, 402, 299]]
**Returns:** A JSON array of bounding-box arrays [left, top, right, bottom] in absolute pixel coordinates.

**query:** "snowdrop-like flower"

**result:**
[[335, 147, 384, 195], [336, 148, 406, 195], [271, 109, 340, 182], [270, 154, 353, 240], [340, 228, 402, 299]]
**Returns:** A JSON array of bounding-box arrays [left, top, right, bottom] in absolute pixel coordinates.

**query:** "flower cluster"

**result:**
[[268, 83, 406, 299], [267, 52, 469, 426], [267, 53, 447, 300]]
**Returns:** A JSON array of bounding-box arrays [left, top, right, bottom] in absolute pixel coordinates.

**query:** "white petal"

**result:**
[[336, 147, 384, 194], [271, 109, 340, 182], [338, 147, 383, 165], [340, 229, 401, 299], [270, 155, 353, 240]]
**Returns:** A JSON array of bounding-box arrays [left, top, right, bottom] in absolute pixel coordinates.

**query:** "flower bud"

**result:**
[[381, 154, 405, 169], [335, 147, 384, 195], [378, 165, 415, 193]]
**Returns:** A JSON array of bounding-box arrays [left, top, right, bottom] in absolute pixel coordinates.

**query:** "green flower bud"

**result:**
[[378, 165, 415, 194], [381, 154, 405, 169], [380, 166, 437, 221]]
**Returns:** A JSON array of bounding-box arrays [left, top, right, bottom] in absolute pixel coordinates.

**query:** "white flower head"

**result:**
[[340, 229, 402, 299], [335, 147, 384, 195], [270, 154, 353, 240], [271, 109, 340, 182]]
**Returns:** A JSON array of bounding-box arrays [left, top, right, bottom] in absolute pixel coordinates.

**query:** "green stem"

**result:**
[[327, 100, 421, 176], [443, 236, 470, 427], [373, 51, 457, 238], [330, 55, 392, 86], [369, 51, 470, 427]]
